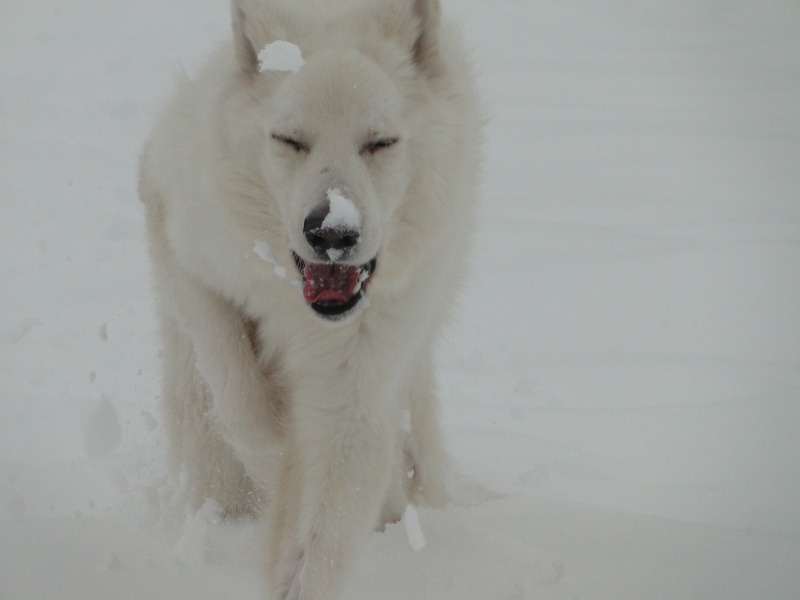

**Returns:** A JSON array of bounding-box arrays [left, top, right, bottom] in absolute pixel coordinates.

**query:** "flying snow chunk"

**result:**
[[259, 41, 304, 74], [324, 188, 362, 231], [403, 504, 426, 551], [254, 242, 290, 278], [253, 240, 276, 264]]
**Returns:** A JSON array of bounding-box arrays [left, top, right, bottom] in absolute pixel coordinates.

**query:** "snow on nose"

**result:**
[[322, 188, 362, 231]]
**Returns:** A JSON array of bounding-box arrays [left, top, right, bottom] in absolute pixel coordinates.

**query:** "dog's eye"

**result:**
[[361, 137, 399, 155], [272, 133, 309, 153]]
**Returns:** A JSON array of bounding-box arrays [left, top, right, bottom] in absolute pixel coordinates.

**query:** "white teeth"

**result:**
[[354, 264, 372, 295]]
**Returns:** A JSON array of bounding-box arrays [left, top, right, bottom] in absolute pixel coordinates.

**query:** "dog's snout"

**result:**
[[303, 203, 360, 257]]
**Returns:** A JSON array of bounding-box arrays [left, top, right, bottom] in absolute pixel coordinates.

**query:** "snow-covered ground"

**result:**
[[2, 1, 799, 598]]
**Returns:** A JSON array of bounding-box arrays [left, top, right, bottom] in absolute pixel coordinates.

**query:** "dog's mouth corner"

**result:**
[[291, 251, 377, 320]]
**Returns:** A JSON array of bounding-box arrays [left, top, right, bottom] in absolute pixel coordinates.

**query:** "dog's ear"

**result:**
[[231, 0, 260, 75], [410, 0, 442, 75], [383, 0, 444, 77], [231, 0, 293, 76]]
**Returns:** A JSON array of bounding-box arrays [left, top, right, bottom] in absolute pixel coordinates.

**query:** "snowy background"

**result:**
[[2, 0, 799, 598]]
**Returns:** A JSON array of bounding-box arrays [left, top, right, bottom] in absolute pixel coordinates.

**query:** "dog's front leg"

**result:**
[[174, 269, 283, 455], [271, 376, 396, 600]]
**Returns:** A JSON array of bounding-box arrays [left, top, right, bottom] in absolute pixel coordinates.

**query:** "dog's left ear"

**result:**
[[410, 0, 442, 75], [231, 0, 259, 75], [384, 0, 444, 77], [231, 0, 292, 77]]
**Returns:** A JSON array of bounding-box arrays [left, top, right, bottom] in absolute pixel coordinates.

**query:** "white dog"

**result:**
[[139, 0, 481, 597]]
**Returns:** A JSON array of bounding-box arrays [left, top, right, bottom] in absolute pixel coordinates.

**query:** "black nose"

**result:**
[[303, 204, 360, 256]]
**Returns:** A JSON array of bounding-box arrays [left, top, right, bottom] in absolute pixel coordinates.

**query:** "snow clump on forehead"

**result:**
[[258, 41, 305, 74]]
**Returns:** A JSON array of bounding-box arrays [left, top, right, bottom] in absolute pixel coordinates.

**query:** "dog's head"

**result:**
[[230, 0, 444, 323]]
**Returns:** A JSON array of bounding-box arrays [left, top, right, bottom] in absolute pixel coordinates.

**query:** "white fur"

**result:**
[[139, 1, 481, 598]]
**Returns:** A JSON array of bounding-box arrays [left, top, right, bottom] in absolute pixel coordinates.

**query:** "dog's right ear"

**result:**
[[380, 0, 444, 78], [231, 0, 260, 75]]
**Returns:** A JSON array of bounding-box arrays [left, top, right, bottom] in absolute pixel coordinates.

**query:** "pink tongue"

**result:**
[[303, 263, 360, 305]]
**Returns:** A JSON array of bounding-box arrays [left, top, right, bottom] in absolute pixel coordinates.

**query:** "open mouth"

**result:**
[[292, 252, 377, 320]]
